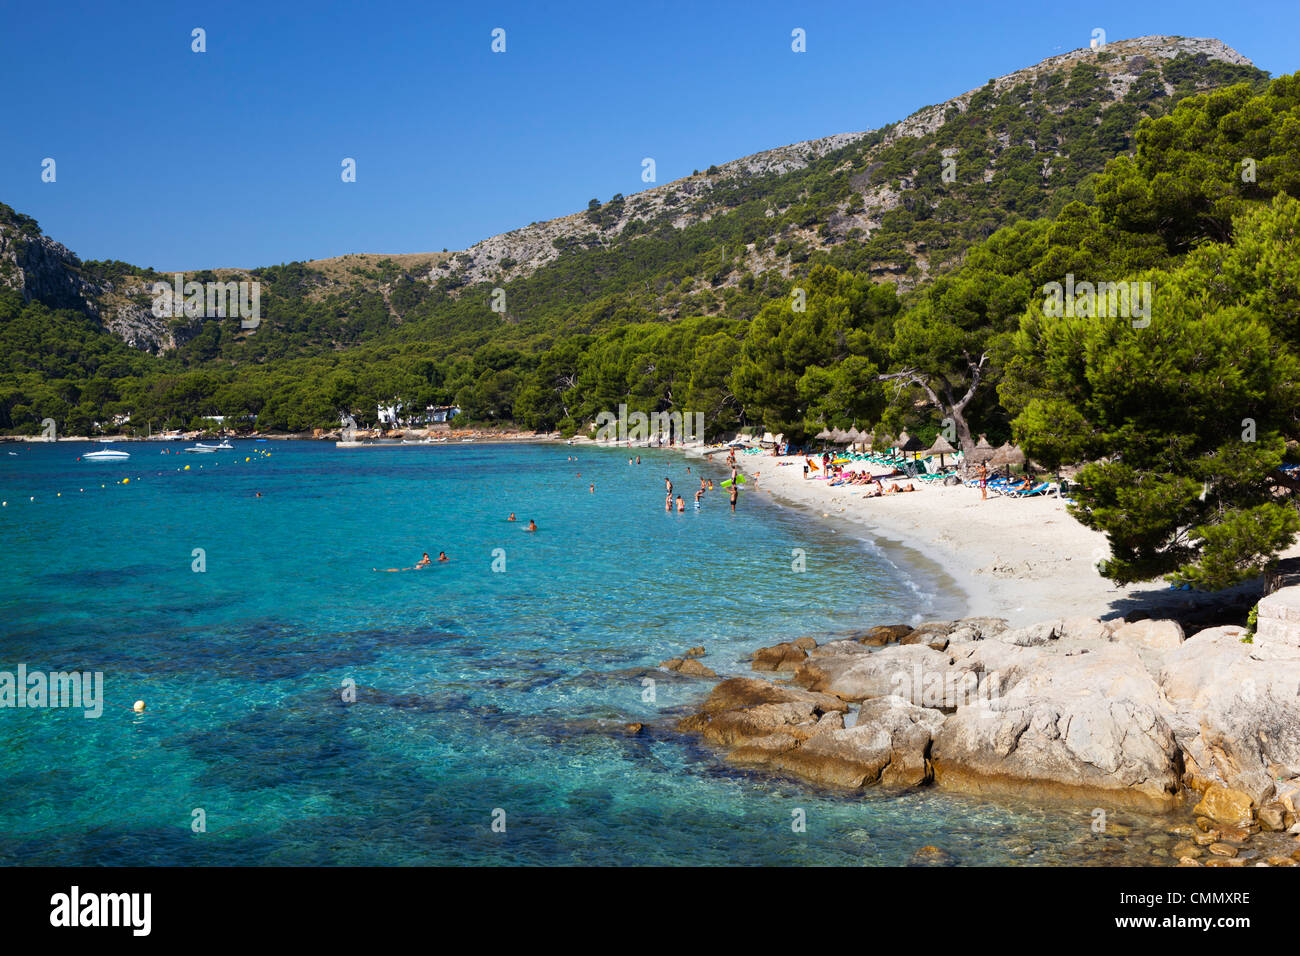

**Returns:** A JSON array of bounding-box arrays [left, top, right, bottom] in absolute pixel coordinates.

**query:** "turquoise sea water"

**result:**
[[0, 441, 1166, 865]]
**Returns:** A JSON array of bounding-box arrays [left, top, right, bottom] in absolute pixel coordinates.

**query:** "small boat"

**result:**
[[84, 448, 130, 461], [214, 440, 234, 450], [184, 444, 218, 454]]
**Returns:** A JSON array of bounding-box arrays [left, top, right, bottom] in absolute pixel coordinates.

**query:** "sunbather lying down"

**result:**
[[883, 481, 917, 494]]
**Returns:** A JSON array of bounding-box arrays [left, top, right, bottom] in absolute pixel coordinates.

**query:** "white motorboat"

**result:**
[[83, 448, 130, 461], [184, 444, 218, 453]]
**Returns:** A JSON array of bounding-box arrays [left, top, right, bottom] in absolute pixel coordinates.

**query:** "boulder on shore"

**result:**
[[751, 641, 809, 672]]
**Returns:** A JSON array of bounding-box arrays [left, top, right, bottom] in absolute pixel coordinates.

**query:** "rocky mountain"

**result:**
[[0, 36, 1266, 359], [0, 204, 175, 352], [429, 36, 1258, 291]]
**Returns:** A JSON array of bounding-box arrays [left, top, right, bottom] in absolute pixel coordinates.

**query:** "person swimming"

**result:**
[[589, 483, 595, 493], [438, 552, 449, 562], [526, 519, 538, 532], [508, 512, 516, 521], [374, 551, 432, 572]]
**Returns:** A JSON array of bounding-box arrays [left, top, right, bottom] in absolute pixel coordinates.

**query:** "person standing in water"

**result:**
[[589, 482, 595, 493], [636, 455, 640, 465], [665, 493, 672, 512], [729, 484, 738, 512], [694, 488, 703, 509], [676, 495, 685, 512]]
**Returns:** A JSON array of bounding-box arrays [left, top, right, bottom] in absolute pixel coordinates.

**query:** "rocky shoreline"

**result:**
[[667, 607, 1300, 867]]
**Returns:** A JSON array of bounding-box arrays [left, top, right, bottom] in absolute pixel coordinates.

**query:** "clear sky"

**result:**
[[2, 0, 1296, 270]]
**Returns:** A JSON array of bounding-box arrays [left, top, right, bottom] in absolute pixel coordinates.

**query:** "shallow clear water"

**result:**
[[0, 441, 1170, 865]]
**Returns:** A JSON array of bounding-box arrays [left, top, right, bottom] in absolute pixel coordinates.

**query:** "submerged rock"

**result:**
[[908, 845, 958, 866], [660, 658, 717, 678]]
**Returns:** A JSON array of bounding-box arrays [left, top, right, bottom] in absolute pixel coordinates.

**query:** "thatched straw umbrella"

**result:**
[[968, 434, 995, 464], [927, 433, 957, 469], [988, 442, 1026, 474], [896, 431, 926, 461], [814, 428, 832, 441], [830, 428, 850, 445], [846, 426, 865, 452]]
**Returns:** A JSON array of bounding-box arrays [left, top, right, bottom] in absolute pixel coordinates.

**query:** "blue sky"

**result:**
[[2, 0, 1296, 270]]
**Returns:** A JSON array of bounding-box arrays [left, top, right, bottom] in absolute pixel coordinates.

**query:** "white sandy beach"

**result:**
[[715, 450, 1284, 628]]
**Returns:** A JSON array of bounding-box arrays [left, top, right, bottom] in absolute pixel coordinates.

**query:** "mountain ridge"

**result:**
[[0, 35, 1265, 360]]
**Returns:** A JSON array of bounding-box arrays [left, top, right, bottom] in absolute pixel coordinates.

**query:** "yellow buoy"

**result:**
[[133, 700, 146, 713], [184, 465, 190, 470]]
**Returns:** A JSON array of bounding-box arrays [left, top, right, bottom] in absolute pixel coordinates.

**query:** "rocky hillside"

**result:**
[[429, 36, 1259, 291], [0, 36, 1266, 359], [0, 204, 175, 352]]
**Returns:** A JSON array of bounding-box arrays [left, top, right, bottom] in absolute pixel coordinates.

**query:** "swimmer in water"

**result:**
[[526, 520, 538, 532], [438, 552, 449, 562], [665, 494, 672, 511], [676, 495, 685, 512], [694, 488, 703, 509], [508, 513, 516, 521], [636, 455, 641, 465], [589, 483, 595, 493], [375, 551, 431, 572], [708, 479, 714, 490]]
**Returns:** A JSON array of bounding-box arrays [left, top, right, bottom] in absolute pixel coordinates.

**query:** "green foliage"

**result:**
[[1003, 195, 1300, 588]]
